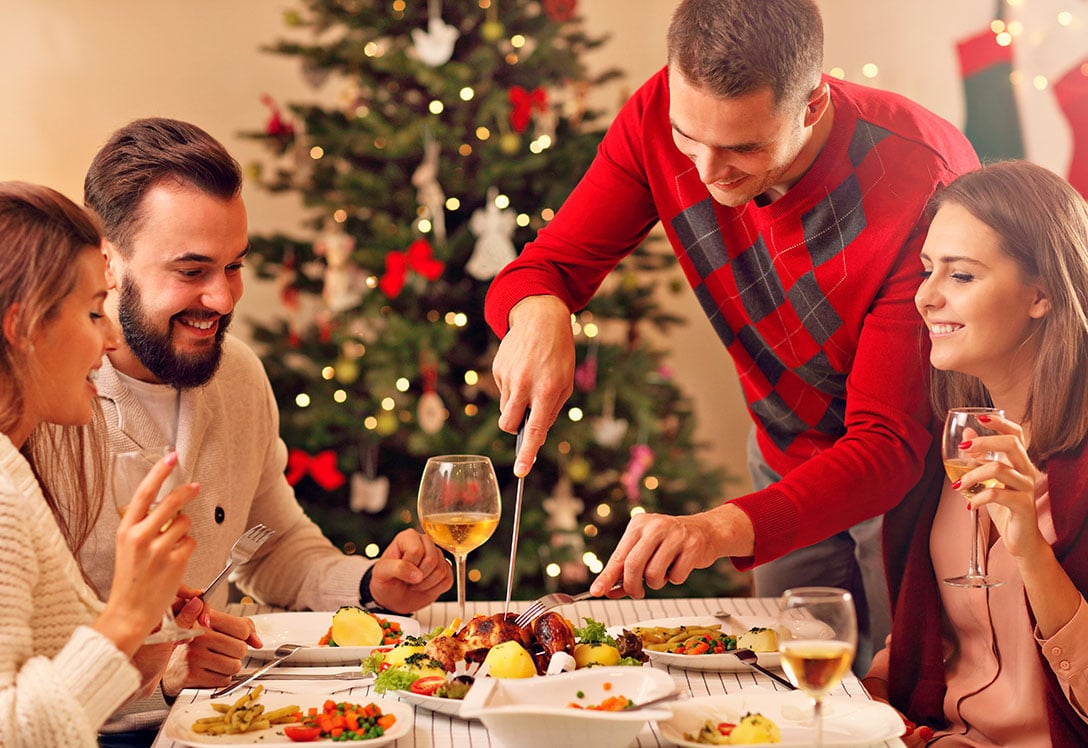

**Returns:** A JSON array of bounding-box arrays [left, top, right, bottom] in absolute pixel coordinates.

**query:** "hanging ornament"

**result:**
[[592, 388, 628, 448], [509, 85, 548, 133], [375, 411, 399, 436], [543, 474, 588, 586], [412, 131, 447, 244], [412, 0, 459, 67], [260, 94, 295, 142], [350, 445, 388, 512], [286, 449, 346, 491], [499, 131, 521, 155], [573, 337, 598, 392], [621, 444, 654, 503], [544, 0, 577, 22], [277, 248, 303, 348], [544, 475, 584, 531], [466, 187, 517, 280], [379, 238, 444, 297], [334, 355, 360, 385], [350, 472, 390, 513], [481, 2, 505, 42], [567, 455, 591, 483], [533, 105, 557, 148], [417, 352, 448, 434], [301, 60, 331, 88], [564, 80, 591, 128], [315, 225, 362, 313]]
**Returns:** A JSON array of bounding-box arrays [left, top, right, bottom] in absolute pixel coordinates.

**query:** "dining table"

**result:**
[[151, 596, 907, 747]]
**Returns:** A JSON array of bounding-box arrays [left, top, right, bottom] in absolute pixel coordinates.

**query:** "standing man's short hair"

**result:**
[[666, 0, 824, 111], [84, 118, 243, 254]]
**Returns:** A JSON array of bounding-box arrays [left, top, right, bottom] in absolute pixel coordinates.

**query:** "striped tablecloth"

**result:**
[[152, 597, 905, 747]]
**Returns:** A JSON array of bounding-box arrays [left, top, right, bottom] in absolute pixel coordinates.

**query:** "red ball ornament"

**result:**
[[544, 0, 577, 22]]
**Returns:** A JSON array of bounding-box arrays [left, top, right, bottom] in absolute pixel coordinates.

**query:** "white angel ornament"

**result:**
[[466, 187, 517, 280]]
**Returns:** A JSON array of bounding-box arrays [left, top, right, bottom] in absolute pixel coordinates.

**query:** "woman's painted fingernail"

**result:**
[[967, 502, 972, 511], [165, 451, 179, 466], [959, 440, 972, 449], [978, 415, 991, 423], [951, 479, 962, 490]]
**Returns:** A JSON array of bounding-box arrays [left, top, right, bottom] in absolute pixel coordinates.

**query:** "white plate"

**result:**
[[162, 693, 413, 747], [660, 692, 904, 747], [620, 616, 781, 672], [391, 688, 472, 718], [248, 611, 421, 666]]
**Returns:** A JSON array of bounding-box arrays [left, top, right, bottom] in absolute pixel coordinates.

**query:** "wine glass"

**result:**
[[942, 407, 1006, 588], [417, 455, 501, 622], [111, 448, 203, 644], [776, 587, 857, 747]]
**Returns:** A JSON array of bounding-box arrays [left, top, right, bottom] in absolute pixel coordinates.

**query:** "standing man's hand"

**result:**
[[492, 295, 575, 476], [589, 503, 754, 598]]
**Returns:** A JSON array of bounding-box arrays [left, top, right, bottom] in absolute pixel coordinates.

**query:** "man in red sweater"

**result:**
[[485, 0, 978, 668]]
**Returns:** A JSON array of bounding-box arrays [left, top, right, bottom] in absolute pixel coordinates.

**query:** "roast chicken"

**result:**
[[423, 611, 576, 674]]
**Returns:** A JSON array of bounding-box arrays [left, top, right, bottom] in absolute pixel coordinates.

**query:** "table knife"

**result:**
[[503, 410, 529, 613]]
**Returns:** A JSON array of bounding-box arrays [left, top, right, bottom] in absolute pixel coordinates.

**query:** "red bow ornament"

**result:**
[[260, 94, 295, 138], [379, 238, 445, 297], [286, 449, 346, 491], [509, 86, 548, 133]]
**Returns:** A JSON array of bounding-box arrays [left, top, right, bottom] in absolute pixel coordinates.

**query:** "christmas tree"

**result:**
[[242, 0, 744, 602]]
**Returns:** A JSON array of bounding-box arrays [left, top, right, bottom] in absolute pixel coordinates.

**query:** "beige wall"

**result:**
[[2, 0, 1085, 499]]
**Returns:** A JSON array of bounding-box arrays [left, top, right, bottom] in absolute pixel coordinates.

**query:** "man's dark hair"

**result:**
[[84, 118, 242, 253]]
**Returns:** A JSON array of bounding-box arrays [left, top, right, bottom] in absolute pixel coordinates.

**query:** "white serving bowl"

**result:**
[[460, 666, 677, 748]]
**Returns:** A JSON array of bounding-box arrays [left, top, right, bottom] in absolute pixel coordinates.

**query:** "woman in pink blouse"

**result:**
[[864, 160, 1088, 746]]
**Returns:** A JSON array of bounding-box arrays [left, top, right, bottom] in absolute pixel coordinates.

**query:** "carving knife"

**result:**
[[504, 411, 529, 613]]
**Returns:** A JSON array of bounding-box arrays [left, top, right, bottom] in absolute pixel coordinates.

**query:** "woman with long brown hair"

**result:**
[[0, 181, 198, 747], [867, 161, 1088, 746]]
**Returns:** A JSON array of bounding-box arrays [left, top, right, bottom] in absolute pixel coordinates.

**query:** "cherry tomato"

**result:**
[[410, 675, 447, 696], [717, 722, 736, 736], [283, 725, 322, 742]]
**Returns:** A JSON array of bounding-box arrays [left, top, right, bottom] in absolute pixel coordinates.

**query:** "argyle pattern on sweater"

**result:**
[[671, 120, 893, 453]]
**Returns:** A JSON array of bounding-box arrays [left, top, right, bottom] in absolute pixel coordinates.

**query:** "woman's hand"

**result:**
[[954, 413, 1047, 560], [94, 451, 198, 656]]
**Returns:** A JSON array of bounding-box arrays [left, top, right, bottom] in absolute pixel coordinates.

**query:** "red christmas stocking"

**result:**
[[1055, 61, 1088, 199]]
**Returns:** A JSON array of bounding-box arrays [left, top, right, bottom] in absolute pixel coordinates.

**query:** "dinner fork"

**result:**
[[199, 524, 276, 601], [514, 583, 624, 628]]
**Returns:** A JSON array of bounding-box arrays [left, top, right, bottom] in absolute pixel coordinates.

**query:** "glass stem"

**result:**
[[814, 696, 824, 747], [455, 553, 467, 622], [968, 507, 984, 577]]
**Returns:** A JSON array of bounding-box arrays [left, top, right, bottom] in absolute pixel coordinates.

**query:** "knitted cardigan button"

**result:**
[[214, 506, 225, 524]]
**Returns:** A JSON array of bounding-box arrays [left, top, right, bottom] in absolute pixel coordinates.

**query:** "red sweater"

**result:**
[[486, 68, 979, 565]]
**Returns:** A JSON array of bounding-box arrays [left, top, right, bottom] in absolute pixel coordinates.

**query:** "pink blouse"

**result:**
[[869, 473, 1088, 746]]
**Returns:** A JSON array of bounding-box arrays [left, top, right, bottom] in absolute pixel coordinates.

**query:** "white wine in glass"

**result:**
[[777, 587, 857, 747], [942, 407, 1005, 588], [417, 455, 501, 622], [111, 448, 202, 644]]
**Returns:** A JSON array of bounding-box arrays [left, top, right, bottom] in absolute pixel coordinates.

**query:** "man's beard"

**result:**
[[117, 276, 230, 389]]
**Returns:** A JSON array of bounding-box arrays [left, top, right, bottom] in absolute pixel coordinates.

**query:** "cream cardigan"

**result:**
[[0, 432, 138, 747]]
